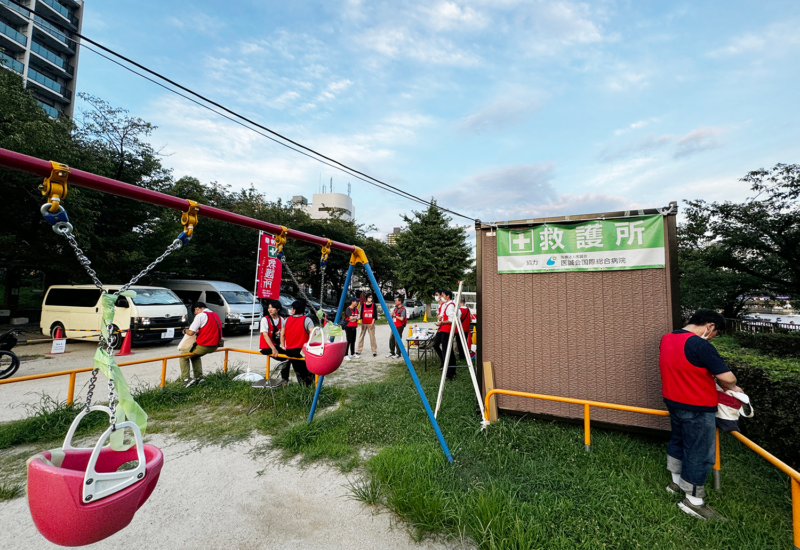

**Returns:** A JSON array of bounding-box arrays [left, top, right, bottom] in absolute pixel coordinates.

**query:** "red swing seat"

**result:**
[[303, 327, 348, 376], [27, 407, 163, 547]]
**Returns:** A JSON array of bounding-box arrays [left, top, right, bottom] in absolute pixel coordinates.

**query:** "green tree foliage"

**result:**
[[394, 202, 472, 312], [682, 164, 800, 307]]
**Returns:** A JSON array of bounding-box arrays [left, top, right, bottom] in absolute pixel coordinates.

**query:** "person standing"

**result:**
[[457, 297, 471, 362], [356, 293, 379, 358], [344, 297, 359, 360], [433, 289, 457, 380], [387, 296, 407, 359], [180, 302, 223, 387], [659, 309, 741, 521], [280, 300, 315, 386]]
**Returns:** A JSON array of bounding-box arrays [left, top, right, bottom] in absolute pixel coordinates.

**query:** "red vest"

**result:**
[[346, 307, 359, 327], [284, 316, 309, 350], [259, 316, 282, 349], [362, 303, 375, 324], [440, 301, 455, 333], [196, 311, 222, 347], [659, 332, 717, 409], [459, 307, 470, 333], [393, 306, 406, 328]]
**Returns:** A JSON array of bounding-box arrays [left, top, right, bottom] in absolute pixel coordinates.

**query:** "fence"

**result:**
[[725, 318, 800, 334]]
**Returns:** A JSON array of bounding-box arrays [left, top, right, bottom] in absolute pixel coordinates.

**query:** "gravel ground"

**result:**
[[2, 434, 471, 550], [0, 322, 439, 423]]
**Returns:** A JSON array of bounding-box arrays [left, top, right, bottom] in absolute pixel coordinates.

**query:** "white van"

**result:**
[[40, 285, 188, 347], [159, 280, 263, 334]]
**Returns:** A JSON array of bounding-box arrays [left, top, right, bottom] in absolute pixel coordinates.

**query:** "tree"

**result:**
[[683, 164, 799, 306], [394, 201, 472, 315]]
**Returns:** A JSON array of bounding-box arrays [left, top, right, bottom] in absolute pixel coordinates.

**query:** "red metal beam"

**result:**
[[0, 148, 356, 253]]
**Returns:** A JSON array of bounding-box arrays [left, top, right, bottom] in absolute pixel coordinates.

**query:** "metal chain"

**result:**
[[63, 232, 104, 292], [279, 256, 321, 326], [119, 240, 183, 293]]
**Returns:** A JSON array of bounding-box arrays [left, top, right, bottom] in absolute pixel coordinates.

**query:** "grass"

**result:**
[[0, 358, 794, 549], [713, 334, 800, 378]]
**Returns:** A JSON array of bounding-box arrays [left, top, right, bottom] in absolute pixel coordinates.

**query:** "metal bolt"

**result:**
[[85, 495, 93, 501], [137, 473, 144, 479], [85, 478, 93, 485]]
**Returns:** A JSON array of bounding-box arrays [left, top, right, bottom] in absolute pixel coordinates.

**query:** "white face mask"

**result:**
[[700, 325, 715, 340]]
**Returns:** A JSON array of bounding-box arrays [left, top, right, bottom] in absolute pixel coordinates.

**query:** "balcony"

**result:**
[[0, 50, 23, 74], [27, 67, 70, 102], [0, 0, 30, 25], [32, 14, 74, 53], [36, 100, 58, 118], [37, 0, 78, 28], [30, 40, 73, 77], [0, 19, 27, 47]]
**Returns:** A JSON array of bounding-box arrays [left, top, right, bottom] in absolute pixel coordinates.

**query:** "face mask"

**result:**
[[367, 298, 373, 303], [700, 326, 714, 340]]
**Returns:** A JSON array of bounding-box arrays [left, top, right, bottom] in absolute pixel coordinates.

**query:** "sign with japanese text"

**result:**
[[496, 215, 665, 274], [256, 233, 282, 298]]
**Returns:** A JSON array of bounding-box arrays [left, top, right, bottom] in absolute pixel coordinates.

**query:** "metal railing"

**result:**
[[0, 0, 29, 17], [726, 317, 800, 333], [31, 40, 68, 71], [483, 388, 799, 549], [27, 66, 65, 95], [0, 19, 27, 45]]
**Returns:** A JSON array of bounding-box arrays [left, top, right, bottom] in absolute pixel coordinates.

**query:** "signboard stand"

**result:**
[[48, 339, 67, 355]]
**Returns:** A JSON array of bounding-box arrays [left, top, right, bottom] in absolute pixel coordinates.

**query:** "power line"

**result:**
[[6, 0, 478, 222]]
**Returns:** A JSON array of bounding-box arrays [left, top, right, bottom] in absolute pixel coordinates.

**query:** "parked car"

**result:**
[[40, 285, 187, 347], [404, 299, 423, 319], [160, 280, 262, 334]]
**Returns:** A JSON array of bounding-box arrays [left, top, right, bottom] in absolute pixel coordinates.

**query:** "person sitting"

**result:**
[[279, 300, 315, 386], [259, 299, 284, 357], [180, 302, 223, 387]]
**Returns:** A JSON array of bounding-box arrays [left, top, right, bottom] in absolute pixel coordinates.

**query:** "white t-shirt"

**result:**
[[189, 309, 210, 332], [260, 315, 284, 334], [443, 301, 455, 323]]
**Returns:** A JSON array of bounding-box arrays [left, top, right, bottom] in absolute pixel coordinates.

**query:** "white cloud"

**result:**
[[513, 0, 605, 55], [673, 126, 727, 159], [456, 94, 541, 134], [614, 119, 655, 136], [598, 134, 673, 163], [166, 13, 222, 33], [357, 26, 481, 66], [709, 20, 800, 57], [424, 2, 490, 31]]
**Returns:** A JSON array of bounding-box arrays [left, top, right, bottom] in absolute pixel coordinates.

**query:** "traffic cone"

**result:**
[[423, 310, 427, 322], [116, 330, 134, 356], [47, 326, 67, 355]]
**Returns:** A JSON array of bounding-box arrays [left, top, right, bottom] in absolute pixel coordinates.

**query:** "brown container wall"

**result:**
[[478, 212, 677, 430]]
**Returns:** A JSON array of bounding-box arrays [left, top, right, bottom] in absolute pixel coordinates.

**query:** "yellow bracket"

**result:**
[[41, 161, 70, 212], [275, 226, 289, 253], [180, 199, 200, 238], [321, 239, 332, 262], [349, 246, 368, 265]]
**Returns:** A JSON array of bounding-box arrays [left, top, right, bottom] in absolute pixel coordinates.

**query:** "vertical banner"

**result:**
[[256, 233, 282, 298], [496, 215, 665, 274]]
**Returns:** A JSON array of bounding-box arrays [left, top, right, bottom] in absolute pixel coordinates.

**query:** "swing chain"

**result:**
[[84, 369, 99, 413], [63, 232, 104, 291], [119, 240, 183, 293], [319, 240, 331, 309]]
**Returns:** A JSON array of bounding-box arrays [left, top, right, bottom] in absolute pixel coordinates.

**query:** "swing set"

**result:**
[[0, 147, 453, 546]]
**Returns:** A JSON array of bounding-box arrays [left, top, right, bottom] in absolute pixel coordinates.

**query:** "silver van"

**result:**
[[160, 280, 263, 334]]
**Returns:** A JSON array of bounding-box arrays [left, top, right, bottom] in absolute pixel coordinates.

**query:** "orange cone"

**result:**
[[116, 329, 134, 356]]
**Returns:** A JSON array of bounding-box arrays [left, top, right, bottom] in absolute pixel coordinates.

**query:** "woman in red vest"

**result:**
[[344, 296, 359, 360], [180, 302, 223, 387], [259, 299, 284, 358], [280, 300, 315, 386], [387, 296, 407, 359], [433, 289, 457, 380]]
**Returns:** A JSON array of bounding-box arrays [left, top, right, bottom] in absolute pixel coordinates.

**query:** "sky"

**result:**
[[74, 1, 800, 240]]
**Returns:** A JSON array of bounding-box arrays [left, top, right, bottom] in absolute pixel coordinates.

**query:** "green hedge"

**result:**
[[732, 331, 800, 358]]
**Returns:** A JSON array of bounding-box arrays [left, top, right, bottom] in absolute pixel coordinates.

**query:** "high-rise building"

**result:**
[[0, 0, 83, 118], [387, 227, 402, 245], [292, 192, 355, 222]]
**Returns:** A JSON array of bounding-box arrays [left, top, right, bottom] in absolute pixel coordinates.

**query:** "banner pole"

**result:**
[[247, 231, 264, 373]]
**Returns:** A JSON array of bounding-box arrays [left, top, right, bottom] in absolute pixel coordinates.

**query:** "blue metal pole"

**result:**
[[308, 264, 354, 423], [362, 262, 454, 463]]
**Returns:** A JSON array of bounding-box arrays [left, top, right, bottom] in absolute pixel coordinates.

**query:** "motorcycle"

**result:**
[[0, 329, 22, 380]]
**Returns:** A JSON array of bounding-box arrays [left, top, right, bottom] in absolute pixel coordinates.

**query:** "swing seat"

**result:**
[[303, 327, 348, 376], [27, 407, 163, 547]]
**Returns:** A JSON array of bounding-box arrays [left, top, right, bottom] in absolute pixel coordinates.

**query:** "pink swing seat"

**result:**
[[304, 327, 348, 376], [27, 408, 163, 547]]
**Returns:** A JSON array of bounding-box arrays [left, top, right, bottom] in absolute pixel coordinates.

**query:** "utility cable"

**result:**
[[7, 0, 478, 222]]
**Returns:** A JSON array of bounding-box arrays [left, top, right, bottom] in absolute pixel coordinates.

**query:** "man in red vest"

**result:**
[[356, 293, 379, 358], [659, 309, 741, 521], [181, 302, 223, 387], [280, 300, 314, 386], [387, 296, 407, 359], [433, 289, 457, 380]]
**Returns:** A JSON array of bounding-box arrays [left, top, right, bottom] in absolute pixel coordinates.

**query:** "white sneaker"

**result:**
[[394, 354, 402, 359], [354, 354, 361, 359], [386, 353, 394, 358], [345, 355, 351, 361]]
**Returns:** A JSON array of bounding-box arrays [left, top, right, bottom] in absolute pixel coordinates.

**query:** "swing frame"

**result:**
[[0, 147, 454, 464]]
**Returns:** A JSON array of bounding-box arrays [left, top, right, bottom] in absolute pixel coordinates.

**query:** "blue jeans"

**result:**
[[666, 405, 716, 499]]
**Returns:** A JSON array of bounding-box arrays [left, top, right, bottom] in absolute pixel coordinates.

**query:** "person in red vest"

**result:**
[[344, 296, 359, 360], [259, 299, 284, 357], [356, 293, 379, 358], [280, 300, 315, 386], [181, 302, 223, 387], [457, 297, 471, 362], [433, 289, 457, 380], [659, 309, 742, 521], [387, 296, 407, 359]]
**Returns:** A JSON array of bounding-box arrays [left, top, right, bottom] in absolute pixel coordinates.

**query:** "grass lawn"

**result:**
[[0, 360, 794, 549]]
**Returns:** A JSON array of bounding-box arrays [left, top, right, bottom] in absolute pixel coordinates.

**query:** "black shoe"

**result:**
[[197, 377, 206, 384], [184, 378, 197, 388], [373, 353, 377, 357]]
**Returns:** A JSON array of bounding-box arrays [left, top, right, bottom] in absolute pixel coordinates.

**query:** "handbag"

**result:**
[[177, 333, 196, 353], [715, 385, 754, 432]]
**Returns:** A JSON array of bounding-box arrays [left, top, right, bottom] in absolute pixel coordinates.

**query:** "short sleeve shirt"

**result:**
[[189, 310, 209, 331], [674, 329, 730, 375]]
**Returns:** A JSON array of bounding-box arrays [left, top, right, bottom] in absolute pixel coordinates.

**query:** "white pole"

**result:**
[[434, 281, 461, 418], [247, 231, 264, 373]]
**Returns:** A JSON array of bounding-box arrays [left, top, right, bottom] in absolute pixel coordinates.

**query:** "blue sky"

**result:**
[[75, 1, 800, 238]]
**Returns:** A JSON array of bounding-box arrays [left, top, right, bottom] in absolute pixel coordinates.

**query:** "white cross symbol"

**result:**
[[512, 233, 531, 250]]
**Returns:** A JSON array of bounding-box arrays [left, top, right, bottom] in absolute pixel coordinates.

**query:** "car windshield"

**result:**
[[221, 290, 254, 304], [279, 295, 295, 307], [130, 289, 182, 306], [406, 301, 417, 307]]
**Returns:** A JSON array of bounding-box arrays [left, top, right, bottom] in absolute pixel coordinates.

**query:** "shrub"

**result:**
[[732, 331, 800, 358], [728, 360, 800, 469]]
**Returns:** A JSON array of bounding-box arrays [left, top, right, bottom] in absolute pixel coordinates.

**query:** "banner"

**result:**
[[256, 233, 282, 298], [497, 215, 665, 274]]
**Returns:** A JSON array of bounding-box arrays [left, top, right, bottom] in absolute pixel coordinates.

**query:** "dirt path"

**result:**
[[2, 433, 470, 549]]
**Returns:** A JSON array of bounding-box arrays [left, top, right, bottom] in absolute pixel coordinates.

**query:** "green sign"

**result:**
[[496, 215, 665, 274]]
